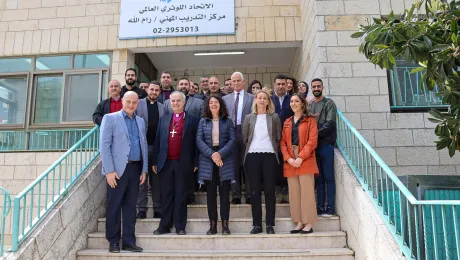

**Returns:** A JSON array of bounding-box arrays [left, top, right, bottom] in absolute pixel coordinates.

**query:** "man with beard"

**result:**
[[164, 78, 203, 118], [309, 78, 337, 218], [158, 71, 175, 104], [139, 81, 150, 91], [271, 74, 294, 204], [121, 68, 147, 99], [152, 91, 199, 235], [135, 82, 167, 219], [193, 75, 210, 100], [224, 78, 233, 94], [93, 79, 123, 126], [189, 81, 199, 96]]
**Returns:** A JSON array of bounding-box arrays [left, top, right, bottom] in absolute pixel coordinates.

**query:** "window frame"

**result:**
[[387, 61, 449, 113], [0, 52, 111, 130]]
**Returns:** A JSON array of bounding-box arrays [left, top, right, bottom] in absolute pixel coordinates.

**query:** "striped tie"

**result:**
[[234, 92, 240, 127]]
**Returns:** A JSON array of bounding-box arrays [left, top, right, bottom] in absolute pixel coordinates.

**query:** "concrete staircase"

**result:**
[[77, 192, 354, 259]]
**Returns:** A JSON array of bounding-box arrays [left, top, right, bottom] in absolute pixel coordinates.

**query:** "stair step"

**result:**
[[87, 231, 347, 250], [77, 248, 354, 259], [97, 217, 340, 233], [143, 204, 291, 218], [147, 192, 266, 205]]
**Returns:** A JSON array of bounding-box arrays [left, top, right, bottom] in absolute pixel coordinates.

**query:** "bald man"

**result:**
[[93, 79, 123, 126], [100, 91, 148, 253]]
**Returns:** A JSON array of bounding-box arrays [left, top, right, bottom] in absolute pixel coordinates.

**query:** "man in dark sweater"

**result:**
[[135, 81, 167, 219], [310, 78, 337, 217], [158, 71, 175, 104], [121, 68, 147, 99], [92, 79, 123, 126]]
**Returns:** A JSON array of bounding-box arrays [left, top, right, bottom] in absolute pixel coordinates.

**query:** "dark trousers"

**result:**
[[158, 160, 190, 230], [276, 150, 288, 193], [137, 145, 161, 213], [232, 125, 250, 199], [205, 149, 231, 221], [106, 162, 141, 245], [315, 144, 336, 209], [245, 153, 277, 226]]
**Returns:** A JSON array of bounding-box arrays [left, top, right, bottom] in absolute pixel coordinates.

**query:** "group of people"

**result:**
[[94, 68, 337, 253]]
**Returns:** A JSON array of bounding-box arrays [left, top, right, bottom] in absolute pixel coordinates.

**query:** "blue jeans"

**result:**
[[315, 144, 335, 209]]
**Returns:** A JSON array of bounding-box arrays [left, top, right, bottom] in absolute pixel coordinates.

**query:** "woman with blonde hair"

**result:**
[[280, 93, 319, 234], [242, 90, 281, 234]]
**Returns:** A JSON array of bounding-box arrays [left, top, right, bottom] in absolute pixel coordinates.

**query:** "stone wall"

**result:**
[[0, 0, 301, 57], [334, 149, 406, 260], [3, 158, 105, 260], [290, 0, 460, 174]]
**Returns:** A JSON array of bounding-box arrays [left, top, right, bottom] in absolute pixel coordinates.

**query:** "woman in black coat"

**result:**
[[196, 95, 235, 235]]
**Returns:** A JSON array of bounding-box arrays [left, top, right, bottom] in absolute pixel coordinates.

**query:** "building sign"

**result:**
[[119, 0, 235, 39]]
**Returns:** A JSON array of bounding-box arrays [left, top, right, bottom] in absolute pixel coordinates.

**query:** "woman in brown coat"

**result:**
[[280, 94, 319, 234]]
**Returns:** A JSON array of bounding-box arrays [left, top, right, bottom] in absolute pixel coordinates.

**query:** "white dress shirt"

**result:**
[[234, 89, 245, 125]]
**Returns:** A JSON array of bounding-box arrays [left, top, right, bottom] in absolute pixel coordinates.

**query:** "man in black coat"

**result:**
[[92, 79, 123, 126], [121, 68, 147, 99], [152, 91, 199, 235], [271, 74, 294, 204]]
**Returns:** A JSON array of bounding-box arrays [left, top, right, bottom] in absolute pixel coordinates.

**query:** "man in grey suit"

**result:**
[[164, 77, 204, 117], [163, 77, 204, 204], [135, 81, 167, 219], [223, 72, 254, 204], [99, 91, 148, 253]]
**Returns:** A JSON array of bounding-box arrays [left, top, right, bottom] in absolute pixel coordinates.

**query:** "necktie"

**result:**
[[234, 92, 240, 127]]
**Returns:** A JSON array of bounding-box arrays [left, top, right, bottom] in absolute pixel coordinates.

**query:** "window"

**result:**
[[0, 53, 110, 128], [33, 76, 63, 124], [63, 73, 100, 121], [0, 58, 32, 73], [388, 60, 448, 112], [74, 54, 110, 69], [0, 77, 28, 125], [36, 56, 71, 70]]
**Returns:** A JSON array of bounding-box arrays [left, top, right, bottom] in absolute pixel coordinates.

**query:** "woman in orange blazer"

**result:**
[[280, 93, 319, 234]]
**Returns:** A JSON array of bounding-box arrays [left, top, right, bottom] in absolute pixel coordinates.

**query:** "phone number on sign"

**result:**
[[153, 26, 199, 34]]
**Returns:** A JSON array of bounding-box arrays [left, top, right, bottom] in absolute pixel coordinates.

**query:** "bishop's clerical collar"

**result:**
[[174, 112, 185, 118]]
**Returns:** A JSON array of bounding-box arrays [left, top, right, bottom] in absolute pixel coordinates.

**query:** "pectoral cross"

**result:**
[[170, 129, 177, 137]]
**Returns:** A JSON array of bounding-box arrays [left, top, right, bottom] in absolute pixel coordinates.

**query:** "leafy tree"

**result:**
[[352, 0, 460, 157]]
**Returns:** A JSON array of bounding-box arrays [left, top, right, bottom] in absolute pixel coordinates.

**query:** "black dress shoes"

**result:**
[[176, 229, 186, 235], [187, 197, 196, 205], [136, 211, 146, 219], [153, 228, 170, 235], [153, 212, 162, 219], [250, 226, 262, 234], [246, 198, 252, 205], [122, 244, 143, 252], [109, 243, 120, 253], [231, 198, 241, 204], [266, 225, 275, 234], [300, 228, 314, 234]]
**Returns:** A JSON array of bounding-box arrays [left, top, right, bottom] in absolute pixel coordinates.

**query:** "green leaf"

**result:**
[[351, 31, 365, 38], [449, 139, 456, 157], [451, 18, 458, 34], [429, 109, 445, 119], [411, 67, 426, 73]]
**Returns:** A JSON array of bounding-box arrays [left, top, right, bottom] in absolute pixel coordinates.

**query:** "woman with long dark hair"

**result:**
[[280, 94, 319, 234], [196, 95, 235, 235], [286, 76, 299, 95], [248, 79, 262, 94], [298, 81, 309, 97]]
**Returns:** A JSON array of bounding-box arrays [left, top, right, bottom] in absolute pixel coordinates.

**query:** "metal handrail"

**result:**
[[10, 125, 100, 251], [0, 128, 92, 152], [337, 110, 460, 260], [0, 188, 11, 257]]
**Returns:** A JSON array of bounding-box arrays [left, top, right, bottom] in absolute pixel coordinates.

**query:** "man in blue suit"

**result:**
[[152, 91, 199, 235], [99, 91, 148, 253], [271, 74, 294, 204]]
